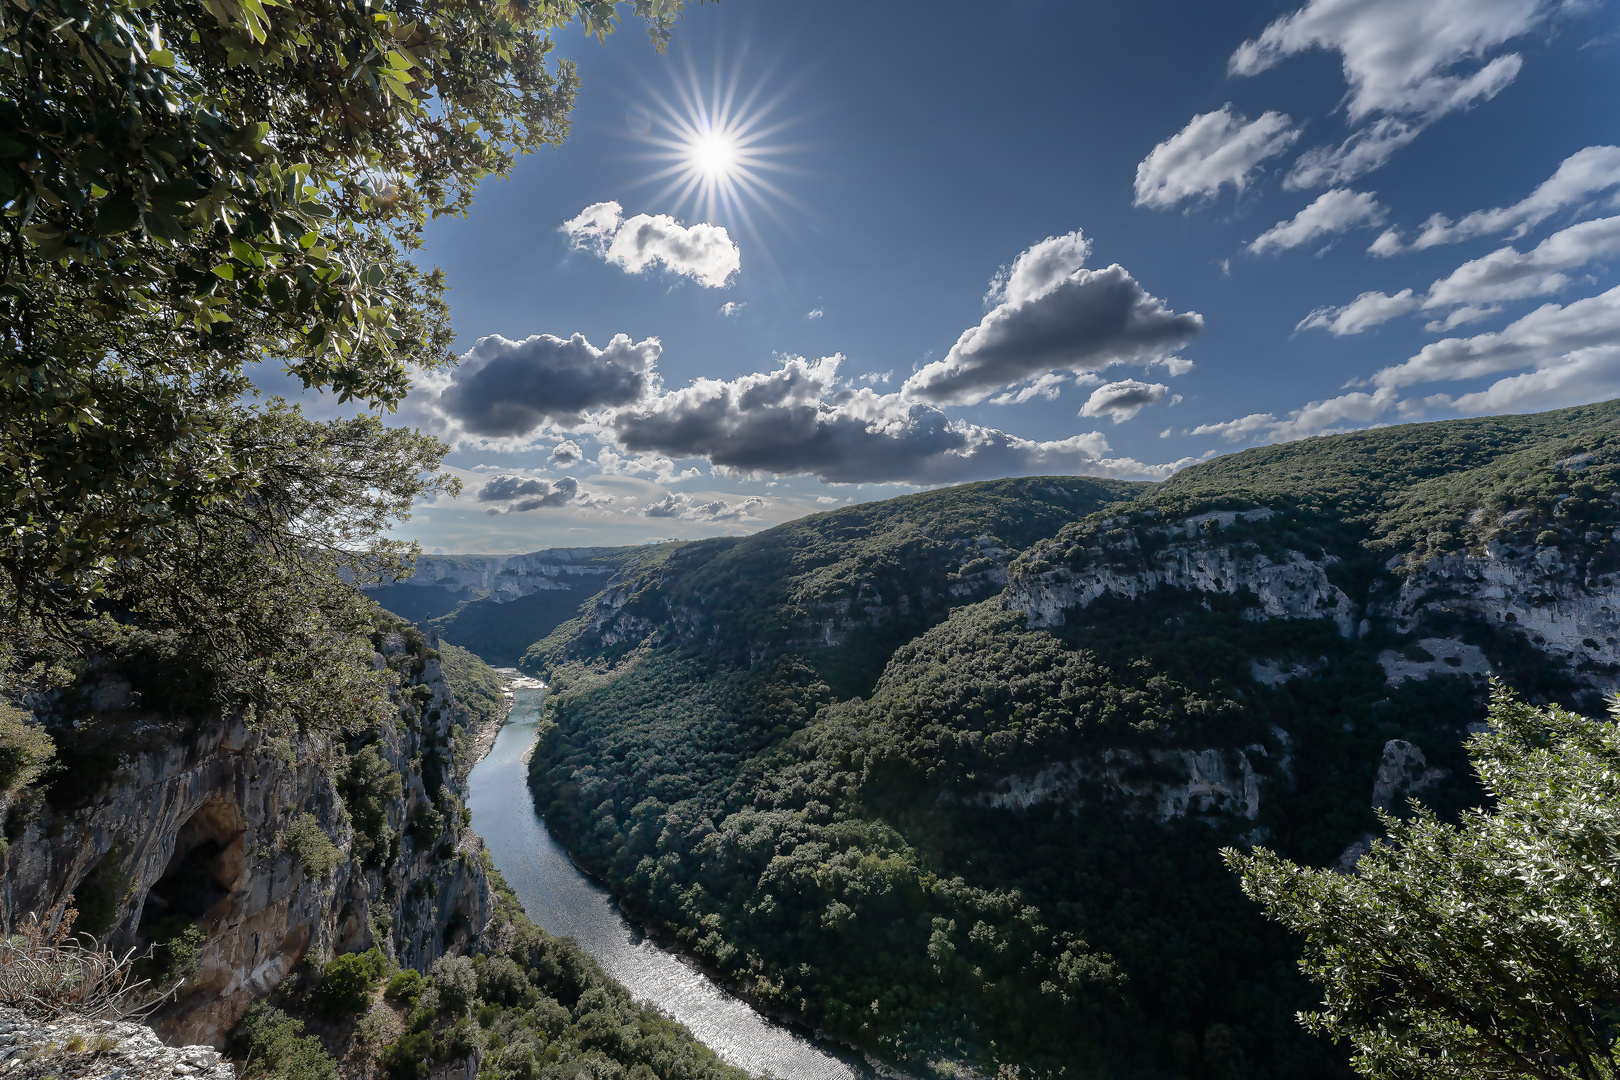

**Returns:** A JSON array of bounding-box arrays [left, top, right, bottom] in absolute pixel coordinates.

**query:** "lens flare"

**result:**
[[622, 53, 810, 258]]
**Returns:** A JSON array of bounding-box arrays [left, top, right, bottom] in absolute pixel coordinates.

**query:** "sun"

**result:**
[[689, 129, 737, 177], [623, 56, 807, 241]]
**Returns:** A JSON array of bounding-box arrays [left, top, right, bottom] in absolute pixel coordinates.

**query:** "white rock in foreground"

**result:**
[[0, 1008, 233, 1079]]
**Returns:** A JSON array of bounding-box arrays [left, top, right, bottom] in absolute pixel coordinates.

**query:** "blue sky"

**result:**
[[305, 0, 1620, 552]]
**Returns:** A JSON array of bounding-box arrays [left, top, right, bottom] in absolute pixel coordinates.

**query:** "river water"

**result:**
[[467, 673, 861, 1080]]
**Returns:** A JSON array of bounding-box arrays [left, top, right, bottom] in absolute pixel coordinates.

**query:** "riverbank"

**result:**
[[469, 677, 863, 1080]]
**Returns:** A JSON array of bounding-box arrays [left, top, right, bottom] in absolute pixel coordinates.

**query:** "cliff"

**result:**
[[0, 624, 498, 1049]]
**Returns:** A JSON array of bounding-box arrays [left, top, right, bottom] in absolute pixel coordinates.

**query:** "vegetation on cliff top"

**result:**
[[514, 401, 1620, 1079]]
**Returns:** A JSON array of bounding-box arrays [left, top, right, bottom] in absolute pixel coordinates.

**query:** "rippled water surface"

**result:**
[[468, 672, 860, 1080]]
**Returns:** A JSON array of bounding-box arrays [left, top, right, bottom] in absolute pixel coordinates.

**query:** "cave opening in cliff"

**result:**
[[139, 799, 246, 940]]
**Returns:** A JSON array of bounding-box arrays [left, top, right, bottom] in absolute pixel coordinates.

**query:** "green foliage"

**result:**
[[239, 1004, 339, 1080], [0, 701, 52, 804], [435, 643, 504, 730], [1, 0, 697, 615], [339, 745, 403, 865], [1229, 684, 1620, 1080], [385, 969, 427, 1008], [314, 948, 388, 1019], [284, 814, 341, 880], [72, 846, 130, 940], [135, 915, 206, 990]]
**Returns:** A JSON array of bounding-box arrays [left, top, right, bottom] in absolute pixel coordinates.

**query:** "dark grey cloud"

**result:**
[[607, 356, 1180, 484], [643, 492, 768, 522], [904, 233, 1202, 405], [1080, 380, 1171, 423], [438, 333, 660, 438], [478, 474, 581, 513]]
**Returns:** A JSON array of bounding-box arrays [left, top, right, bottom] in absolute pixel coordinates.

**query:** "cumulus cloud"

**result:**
[[477, 474, 584, 513], [719, 301, 747, 317], [1248, 189, 1387, 254], [1231, 0, 1559, 186], [432, 333, 660, 439], [1375, 145, 1620, 253], [1301, 216, 1620, 334], [1373, 284, 1620, 389], [1133, 106, 1301, 209], [989, 372, 1068, 406], [608, 354, 1186, 484], [549, 440, 583, 466], [1080, 380, 1171, 423], [642, 492, 769, 522], [903, 231, 1202, 405], [562, 201, 740, 288]]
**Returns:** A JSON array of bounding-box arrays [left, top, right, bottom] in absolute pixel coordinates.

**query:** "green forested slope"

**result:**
[[508, 402, 1620, 1080]]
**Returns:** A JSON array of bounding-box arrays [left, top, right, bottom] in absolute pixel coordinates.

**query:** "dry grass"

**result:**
[[0, 901, 163, 1020]]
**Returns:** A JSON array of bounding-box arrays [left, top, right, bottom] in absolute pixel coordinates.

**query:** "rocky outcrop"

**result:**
[[1005, 509, 1357, 636], [0, 1008, 232, 1079], [974, 742, 1280, 823], [1372, 740, 1446, 811], [0, 634, 494, 1049], [1377, 638, 1493, 684], [1393, 544, 1620, 691]]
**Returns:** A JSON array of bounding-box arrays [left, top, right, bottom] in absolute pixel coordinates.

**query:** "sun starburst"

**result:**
[[623, 53, 809, 258]]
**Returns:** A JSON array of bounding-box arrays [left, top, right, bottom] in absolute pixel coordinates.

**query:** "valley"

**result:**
[[393, 400, 1620, 1080]]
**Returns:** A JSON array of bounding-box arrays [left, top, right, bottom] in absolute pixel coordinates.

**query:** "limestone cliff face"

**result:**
[[393, 550, 623, 602], [1004, 509, 1359, 637], [0, 632, 496, 1049], [1393, 543, 1620, 691]]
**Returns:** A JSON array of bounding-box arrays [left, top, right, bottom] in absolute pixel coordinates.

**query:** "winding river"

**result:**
[[468, 673, 862, 1080]]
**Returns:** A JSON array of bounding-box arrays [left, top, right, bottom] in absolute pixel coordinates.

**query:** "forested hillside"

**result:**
[[407, 400, 1620, 1079]]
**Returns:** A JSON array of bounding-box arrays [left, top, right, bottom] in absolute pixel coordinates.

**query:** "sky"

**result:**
[[267, 0, 1620, 553]]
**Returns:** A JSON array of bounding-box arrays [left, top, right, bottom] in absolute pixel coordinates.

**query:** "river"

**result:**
[[467, 672, 862, 1080]]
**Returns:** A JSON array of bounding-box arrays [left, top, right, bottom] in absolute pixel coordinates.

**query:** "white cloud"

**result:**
[[1191, 387, 1398, 444], [1080, 380, 1171, 423], [1248, 188, 1387, 253], [1374, 284, 1620, 389], [1133, 105, 1301, 209], [642, 492, 768, 523], [806, 308, 824, 319], [815, 495, 840, 505], [1422, 214, 1620, 307], [1425, 345, 1620, 415], [562, 200, 740, 288], [1297, 288, 1420, 335], [719, 301, 747, 317], [904, 231, 1202, 405], [549, 440, 583, 466], [1380, 145, 1620, 252], [1301, 215, 1620, 334], [1231, 0, 1560, 186]]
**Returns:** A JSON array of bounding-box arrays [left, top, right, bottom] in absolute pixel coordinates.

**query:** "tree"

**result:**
[[1, 0, 692, 619], [1, 0, 693, 728], [1226, 684, 1620, 1080]]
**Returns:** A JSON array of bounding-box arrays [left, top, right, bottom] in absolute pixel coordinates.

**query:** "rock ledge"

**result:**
[[0, 1008, 233, 1079]]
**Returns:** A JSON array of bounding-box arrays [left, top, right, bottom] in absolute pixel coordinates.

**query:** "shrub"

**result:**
[[313, 947, 387, 1019], [430, 954, 477, 1015], [0, 901, 151, 1018], [284, 814, 342, 879], [338, 745, 402, 865], [478, 955, 529, 1007], [238, 1004, 339, 1080], [384, 968, 427, 1007]]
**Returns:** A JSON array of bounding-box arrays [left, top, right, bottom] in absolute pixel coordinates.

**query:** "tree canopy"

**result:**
[[1228, 684, 1620, 1080], [1, 0, 690, 726]]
